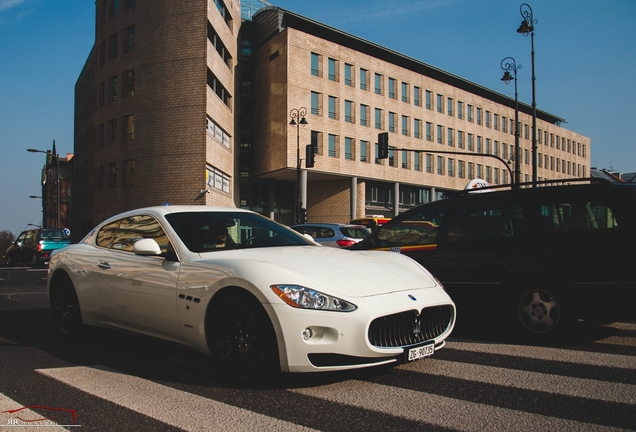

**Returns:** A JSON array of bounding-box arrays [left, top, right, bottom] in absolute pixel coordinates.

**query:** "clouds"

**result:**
[[0, 0, 25, 13]]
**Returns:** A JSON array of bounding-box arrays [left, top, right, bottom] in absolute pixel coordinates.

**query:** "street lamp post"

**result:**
[[27, 143, 61, 228], [517, 3, 538, 187], [289, 107, 308, 224], [500, 57, 522, 187]]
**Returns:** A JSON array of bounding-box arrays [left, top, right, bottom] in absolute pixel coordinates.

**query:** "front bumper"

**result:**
[[267, 287, 455, 373]]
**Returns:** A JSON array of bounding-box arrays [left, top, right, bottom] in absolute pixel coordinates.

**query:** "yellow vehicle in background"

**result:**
[[349, 215, 391, 232]]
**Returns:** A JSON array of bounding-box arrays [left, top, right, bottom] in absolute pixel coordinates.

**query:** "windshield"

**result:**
[[165, 211, 314, 252]]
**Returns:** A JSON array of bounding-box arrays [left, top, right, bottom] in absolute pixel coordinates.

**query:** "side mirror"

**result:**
[[133, 238, 162, 256]]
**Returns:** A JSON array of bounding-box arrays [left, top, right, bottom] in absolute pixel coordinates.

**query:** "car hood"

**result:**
[[198, 246, 437, 298]]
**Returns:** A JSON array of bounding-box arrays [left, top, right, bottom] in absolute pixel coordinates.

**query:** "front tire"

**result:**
[[49, 273, 85, 340], [206, 291, 279, 380]]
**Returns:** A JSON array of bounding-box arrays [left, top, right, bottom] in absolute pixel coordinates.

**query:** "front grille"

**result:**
[[368, 305, 453, 348]]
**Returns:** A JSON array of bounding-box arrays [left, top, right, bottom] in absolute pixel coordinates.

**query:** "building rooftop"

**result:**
[[253, 6, 566, 126]]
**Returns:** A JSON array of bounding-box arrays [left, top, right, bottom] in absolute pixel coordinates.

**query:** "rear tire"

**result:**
[[206, 291, 279, 380], [514, 284, 575, 342], [49, 273, 85, 340]]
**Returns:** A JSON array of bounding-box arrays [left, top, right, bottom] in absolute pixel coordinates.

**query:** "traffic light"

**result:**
[[378, 132, 389, 159], [306, 144, 315, 168]]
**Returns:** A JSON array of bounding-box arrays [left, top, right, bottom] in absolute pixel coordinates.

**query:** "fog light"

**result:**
[[302, 328, 312, 341]]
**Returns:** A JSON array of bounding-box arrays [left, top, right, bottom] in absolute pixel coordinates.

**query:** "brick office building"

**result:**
[[72, 1, 589, 237]]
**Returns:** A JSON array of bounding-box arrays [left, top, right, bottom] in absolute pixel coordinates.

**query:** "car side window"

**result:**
[[96, 220, 121, 248], [376, 201, 449, 246], [111, 215, 170, 253], [539, 199, 617, 233], [446, 198, 524, 243]]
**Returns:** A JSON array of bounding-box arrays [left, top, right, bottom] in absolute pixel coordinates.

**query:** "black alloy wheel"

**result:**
[[49, 274, 85, 339], [515, 286, 574, 340], [207, 291, 279, 380]]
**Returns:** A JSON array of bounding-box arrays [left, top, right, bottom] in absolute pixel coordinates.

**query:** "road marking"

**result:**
[[401, 358, 636, 404], [446, 339, 635, 369], [36, 365, 317, 432], [290, 380, 625, 432]]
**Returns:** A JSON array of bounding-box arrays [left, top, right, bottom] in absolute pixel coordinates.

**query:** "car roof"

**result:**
[[97, 206, 256, 226]]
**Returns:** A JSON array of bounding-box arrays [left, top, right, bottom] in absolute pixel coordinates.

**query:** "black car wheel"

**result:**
[[515, 286, 574, 339], [49, 274, 85, 339], [207, 291, 279, 380], [6, 256, 15, 267], [31, 254, 39, 266]]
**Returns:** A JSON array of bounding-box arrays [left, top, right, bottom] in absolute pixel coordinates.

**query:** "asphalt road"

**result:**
[[1, 266, 635, 431]]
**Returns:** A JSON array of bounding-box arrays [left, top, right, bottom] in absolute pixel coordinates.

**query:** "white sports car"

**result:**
[[48, 206, 456, 379]]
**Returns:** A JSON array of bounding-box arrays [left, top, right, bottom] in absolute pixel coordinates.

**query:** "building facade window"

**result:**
[[360, 104, 369, 126], [388, 112, 396, 133], [374, 73, 383, 95], [458, 101, 464, 120], [414, 118, 421, 139], [344, 63, 353, 86], [360, 140, 368, 162], [344, 100, 354, 123], [311, 52, 320, 76], [328, 134, 337, 157], [360, 68, 368, 90], [123, 26, 135, 53], [437, 125, 443, 144], [122, 114, 134, 141], [402, 115, 409, 136], [388, 78, 396, 99], [375, 108, 383, 129], [426, 90, 432, 110], [328, 58, 338, 81], [436, 94, 443, 113], [414, 86, 421, 107], [426, 154, 433, 173], [121, 159, 134, 187], [401, 82, 409, 103], [447, 128, 454, 146], [328, 96, 337, 119], [467, 104, 473, 122], [123, 70, 134, 97], [345, 137, 353, 160], [311, 91, 321, 115], [447, 97, 453, 116]]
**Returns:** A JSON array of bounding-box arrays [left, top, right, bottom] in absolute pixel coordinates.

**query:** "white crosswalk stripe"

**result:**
[[402, 357, 636, 403], [289, 379, 626, 432], [1, 322, 634, 431], [36, 365, 317, 432]]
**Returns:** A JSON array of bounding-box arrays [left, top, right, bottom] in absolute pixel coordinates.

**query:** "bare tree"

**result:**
[[0, 230, 16, 264]]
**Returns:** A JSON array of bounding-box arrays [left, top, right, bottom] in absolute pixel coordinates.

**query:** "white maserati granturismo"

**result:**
[[48, 206, 456, 379]]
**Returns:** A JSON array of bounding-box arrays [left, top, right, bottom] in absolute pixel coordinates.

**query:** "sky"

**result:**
[[1, 0, 634, 237]]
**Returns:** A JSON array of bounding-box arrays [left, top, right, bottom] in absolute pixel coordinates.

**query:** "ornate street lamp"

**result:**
[[27, 144, 61, 228], [501, 57, 522, 187], [289, 107, 308, 224], [517, 3, 538, 186]]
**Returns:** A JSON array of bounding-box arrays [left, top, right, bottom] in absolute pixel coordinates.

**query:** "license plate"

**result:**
[[406, 343, 435, 361]]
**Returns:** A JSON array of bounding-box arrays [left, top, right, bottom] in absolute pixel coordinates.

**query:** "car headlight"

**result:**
[[271, 285, 357, 312]]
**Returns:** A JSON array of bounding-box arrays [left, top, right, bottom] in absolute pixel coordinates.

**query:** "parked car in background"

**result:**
[[47, 206, 456, 380], [351, 179, 636, 341], [6, 228, 71, 266], [290, 223, 371, 247]]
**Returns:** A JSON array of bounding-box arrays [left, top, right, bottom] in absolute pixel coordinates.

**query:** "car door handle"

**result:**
[[98, 261, 111, 270]]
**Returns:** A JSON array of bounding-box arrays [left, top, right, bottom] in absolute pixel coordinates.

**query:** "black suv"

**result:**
[[352, 179, 636, 340], [6, 228, 71, 266]]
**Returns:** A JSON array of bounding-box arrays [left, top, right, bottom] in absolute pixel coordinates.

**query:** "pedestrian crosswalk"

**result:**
[[2, 322, 635, 431]]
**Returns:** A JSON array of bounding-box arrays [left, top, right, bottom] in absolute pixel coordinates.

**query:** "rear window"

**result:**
[[40, 229, 69, 239], [340, 227, 371, 239]]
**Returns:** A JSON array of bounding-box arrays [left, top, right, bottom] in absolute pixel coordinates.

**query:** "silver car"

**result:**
[[290, 223, 371, 248]]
